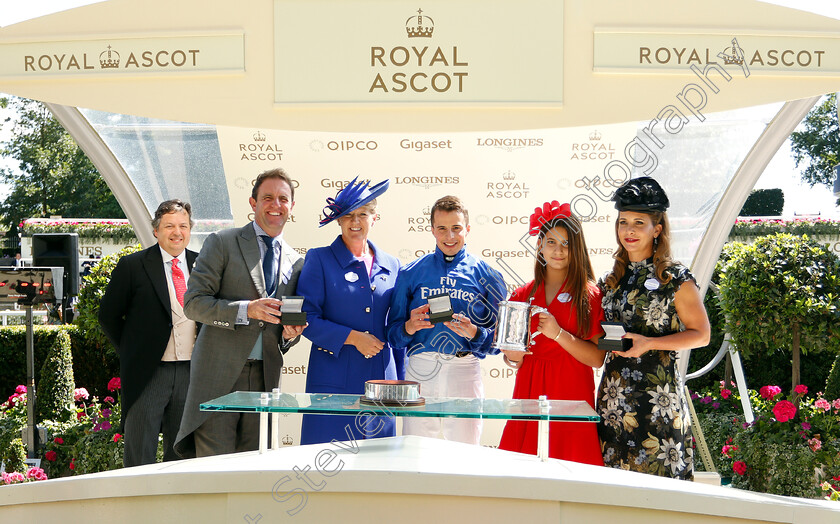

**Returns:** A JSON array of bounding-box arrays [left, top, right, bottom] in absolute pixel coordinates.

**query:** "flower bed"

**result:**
[[1, 378, 124, 482], [692, 382, 840, 499], [730, 218, 840, 239]]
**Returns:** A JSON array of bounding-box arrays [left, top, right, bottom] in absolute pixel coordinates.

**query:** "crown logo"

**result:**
[[282, 434, 293, 445], [720, 38, 745, 65], [502, 170, 516, 181], [99, 45, 120, 69], [422, 206, 431, 215], [589, 130, 602, 141], [406, 8, 434, 38], [253, 131, 266, 142]]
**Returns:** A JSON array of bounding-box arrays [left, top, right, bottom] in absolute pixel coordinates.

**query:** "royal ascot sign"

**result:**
[[594, 31, 840, 75], [273, 0, 564, 104], [0, 33, 244, 79]]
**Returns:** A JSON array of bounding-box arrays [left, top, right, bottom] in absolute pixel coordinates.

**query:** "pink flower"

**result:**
[[733, 461, 747, 476], [794, 384, 808, 395], [104, 396, 115, 404], [720, 389, 732, 400], [73, 388, 89, 401], [833, 399, 840, 411], [113, 433, 122, 443], [45, 450, 57, 462], [802, 422, 812, 431], [809, 438, 822, 452], [773, 400, 797, 422], [26, 467, 47, 481], [815, 399, 831, 411], [5, 471, 26, 484], [54, 437, 64, 445], [15, 385, 27, 394], [107, 377, 121, 392], [760, 385, 782, 400]]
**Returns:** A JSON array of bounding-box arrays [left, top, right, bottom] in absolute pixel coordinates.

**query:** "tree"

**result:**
[[718, 234, 840, 389], [790, 93, 840, 205], [0, 96, 125, 228], [739, 188, 784, 217]]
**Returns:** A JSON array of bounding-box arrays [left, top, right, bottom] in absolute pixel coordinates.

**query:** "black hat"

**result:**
[[612, 176, 670, 213]]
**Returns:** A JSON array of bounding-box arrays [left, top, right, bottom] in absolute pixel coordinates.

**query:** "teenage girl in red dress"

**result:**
[[498, 201, 606, 465]]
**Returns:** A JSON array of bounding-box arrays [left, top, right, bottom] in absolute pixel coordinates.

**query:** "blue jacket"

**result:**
[[386, 247, 507, 364], [299, 236, 402, 393]]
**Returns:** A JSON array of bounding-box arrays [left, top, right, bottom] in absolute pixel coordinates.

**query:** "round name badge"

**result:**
[[345, 271, 359, 283], [556, 292, 572, 303], [644, 278, 660, 291]]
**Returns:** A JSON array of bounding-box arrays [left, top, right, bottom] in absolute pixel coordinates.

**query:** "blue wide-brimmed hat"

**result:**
[[319, 176, 390, 227]]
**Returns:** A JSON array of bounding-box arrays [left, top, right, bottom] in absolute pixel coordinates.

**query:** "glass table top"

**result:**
[[201, 392, 599, 422]]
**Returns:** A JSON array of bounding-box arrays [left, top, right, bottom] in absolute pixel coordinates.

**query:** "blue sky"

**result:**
[[1, 1, 839, 218]]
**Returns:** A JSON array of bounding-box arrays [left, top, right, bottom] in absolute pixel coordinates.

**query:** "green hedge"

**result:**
[[0, 326, 74, 420]]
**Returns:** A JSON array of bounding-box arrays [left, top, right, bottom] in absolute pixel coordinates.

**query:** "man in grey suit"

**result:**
[[175, 168, 306, 458]]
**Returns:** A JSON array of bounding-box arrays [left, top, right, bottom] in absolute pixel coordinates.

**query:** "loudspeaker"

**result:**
[[32, 233, 79, 296]]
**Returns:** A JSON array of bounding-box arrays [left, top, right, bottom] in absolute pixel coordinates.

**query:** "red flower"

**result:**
[[107, 377, 121, 392], [720, 389, 732, 400], [76, 411, 86, 420], [15, 385, 27, 394], [54, 437, 64, 445], [113, 433, 122, 443], [794, 384, 808, 395], [760, 385, 782, 400], [733, 461, 747, 476], [45, 450, 57, 462], [772, 400, 797, 422], [69, 459, 75, 470]]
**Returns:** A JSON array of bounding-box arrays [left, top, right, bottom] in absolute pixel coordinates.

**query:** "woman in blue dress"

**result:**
[[298, 177, 402, 445]]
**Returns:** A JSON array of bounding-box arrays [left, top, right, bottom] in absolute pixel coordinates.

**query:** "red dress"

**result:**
[[498, 281, 605, 465]]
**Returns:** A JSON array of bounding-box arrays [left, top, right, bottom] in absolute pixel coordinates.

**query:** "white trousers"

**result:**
[[403, 351, 484, 445]]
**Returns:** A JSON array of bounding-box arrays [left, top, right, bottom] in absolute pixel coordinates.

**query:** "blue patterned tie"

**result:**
[[261, 235, 277, 297]]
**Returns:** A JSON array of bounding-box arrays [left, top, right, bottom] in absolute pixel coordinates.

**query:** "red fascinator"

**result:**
[[529, 201, 571, 236]]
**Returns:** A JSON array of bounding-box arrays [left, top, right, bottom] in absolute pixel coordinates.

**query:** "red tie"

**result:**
[[171, 258, 186, 307]]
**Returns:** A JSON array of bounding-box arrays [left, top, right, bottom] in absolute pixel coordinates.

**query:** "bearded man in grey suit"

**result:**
[[175, 168, 306, 458]]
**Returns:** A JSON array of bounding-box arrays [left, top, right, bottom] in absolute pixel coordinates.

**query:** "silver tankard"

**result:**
[[491, 298, 549, 352]]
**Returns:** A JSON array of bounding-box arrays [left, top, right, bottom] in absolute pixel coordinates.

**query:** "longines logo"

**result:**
[[393, 175, 459, 189], [475, 137, 544, 152], [239, 131, 283, 161], [406, 206, 433, 232], [486, 171, 530, 199], [569, 130, 616, 161], [24, 44, 201, 72], [320, 178, 371, 190], [588, 247, 615, 256], [369, 8, 469, 94], [475, 214, 528, 226], [400, 138, 453, 152], [310, 139, 379, 152]]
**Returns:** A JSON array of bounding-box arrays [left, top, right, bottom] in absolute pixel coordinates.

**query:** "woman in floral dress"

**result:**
[[596, 177, 710, 480]]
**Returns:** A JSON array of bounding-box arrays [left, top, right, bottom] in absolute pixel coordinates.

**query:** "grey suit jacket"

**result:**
[[174, 222, 304, 458]]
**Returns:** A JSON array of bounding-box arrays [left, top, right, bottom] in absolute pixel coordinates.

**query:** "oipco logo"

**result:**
[[398, 248, 435, 260], [486, 171, 530, 199], [310, 139, 379, 152], [239, 176, 300, 191], [487, 366, 518, 380], [474, 214, 529, 226]]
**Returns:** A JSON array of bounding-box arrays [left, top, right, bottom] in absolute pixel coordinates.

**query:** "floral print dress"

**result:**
[[596, 258, 695, 480]]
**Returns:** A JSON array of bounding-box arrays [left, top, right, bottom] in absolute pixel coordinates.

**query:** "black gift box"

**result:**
[[427, 292, 453, 324], [280, 296, 307, 326], [599, 322, 633, 352]]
